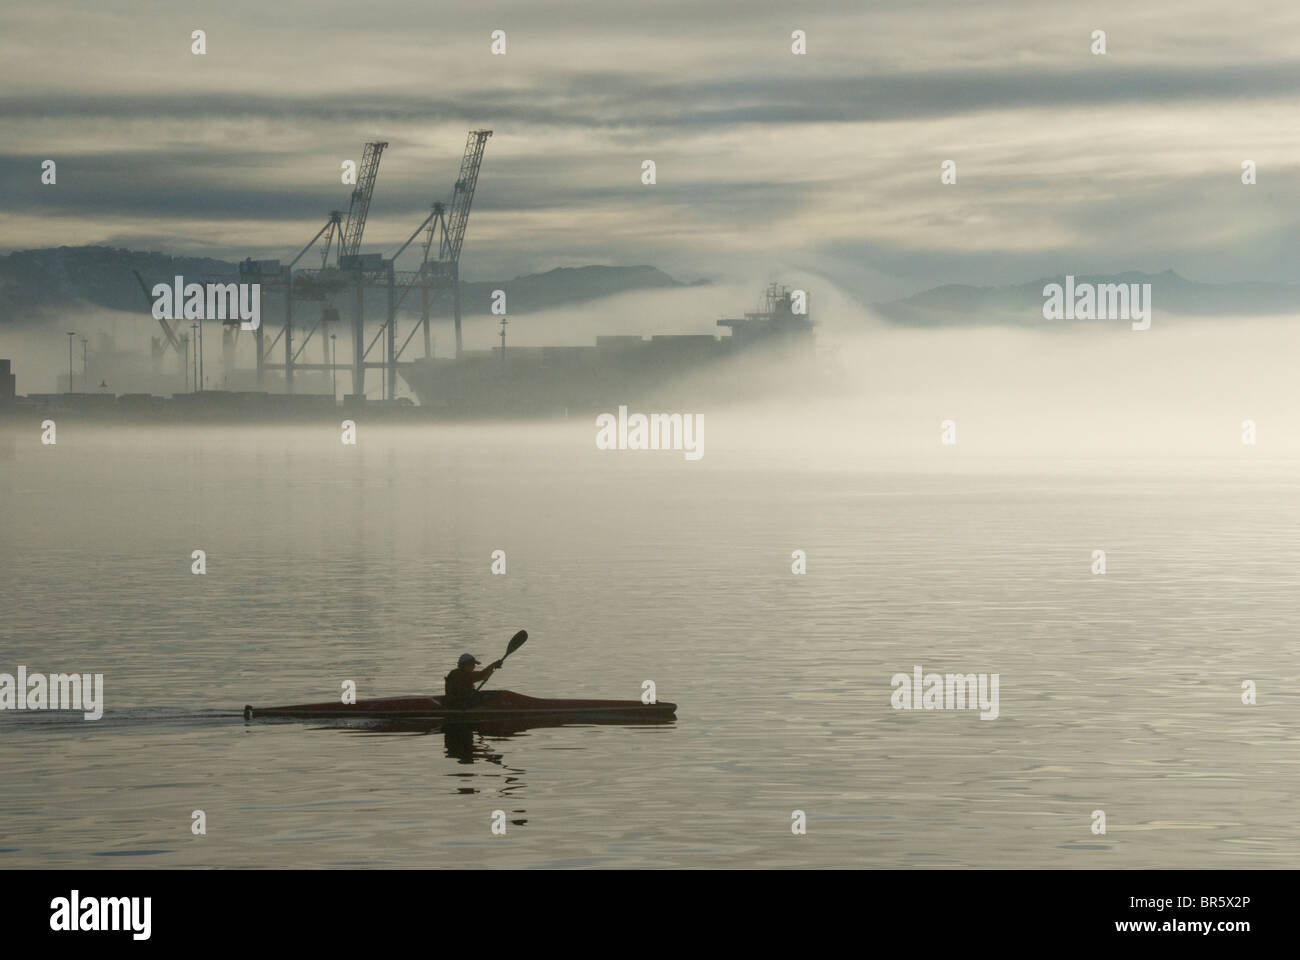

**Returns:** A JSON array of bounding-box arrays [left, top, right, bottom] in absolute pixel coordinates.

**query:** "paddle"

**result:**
[[476, 629, 528, 691]]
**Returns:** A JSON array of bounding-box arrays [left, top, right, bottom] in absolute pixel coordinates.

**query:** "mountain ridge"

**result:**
[[872, 270, 1300, 324]]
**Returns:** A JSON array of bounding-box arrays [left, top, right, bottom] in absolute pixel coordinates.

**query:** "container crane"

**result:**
[[436, 130, 490, 357]]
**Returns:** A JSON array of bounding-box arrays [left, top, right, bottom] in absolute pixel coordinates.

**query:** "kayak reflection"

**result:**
[[291, 714, 675, 744], [281, 714, 675, 762]]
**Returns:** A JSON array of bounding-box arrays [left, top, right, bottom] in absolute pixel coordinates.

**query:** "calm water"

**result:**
[[1, 421, 1297, 868]]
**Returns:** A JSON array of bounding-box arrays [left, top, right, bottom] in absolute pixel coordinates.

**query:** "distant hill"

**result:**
[[0, 246, 695, 325], [460, 265, 690, 315], [874, 271, 1300, 325], [0, 247, 237, 325]]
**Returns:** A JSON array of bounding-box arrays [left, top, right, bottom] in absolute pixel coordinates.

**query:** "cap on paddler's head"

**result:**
[[458, 653, 480, 667]]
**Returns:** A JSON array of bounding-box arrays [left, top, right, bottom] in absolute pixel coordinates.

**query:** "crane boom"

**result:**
[[340, 141, 388, 263], [439, 130, 491, 264]]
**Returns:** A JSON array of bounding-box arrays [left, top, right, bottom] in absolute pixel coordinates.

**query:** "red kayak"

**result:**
[[244, 690, 677, 724]]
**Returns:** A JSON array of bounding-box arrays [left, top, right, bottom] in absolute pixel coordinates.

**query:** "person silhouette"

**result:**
[[443, 653, 503, 710]]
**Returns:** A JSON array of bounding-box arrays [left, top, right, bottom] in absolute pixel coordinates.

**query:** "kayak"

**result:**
[[244, 690, 677, 724]]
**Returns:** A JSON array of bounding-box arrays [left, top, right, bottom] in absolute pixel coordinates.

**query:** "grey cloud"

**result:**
[[4, 61, 1300, 131]]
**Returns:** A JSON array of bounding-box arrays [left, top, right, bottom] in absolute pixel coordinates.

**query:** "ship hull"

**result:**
[[399, 339, 824, 417]]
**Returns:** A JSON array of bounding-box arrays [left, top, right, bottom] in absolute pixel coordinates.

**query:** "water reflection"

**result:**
[[302, 716, 674, 809]]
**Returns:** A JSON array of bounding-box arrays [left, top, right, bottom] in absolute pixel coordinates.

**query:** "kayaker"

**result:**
[[444, 653, 503, 710]]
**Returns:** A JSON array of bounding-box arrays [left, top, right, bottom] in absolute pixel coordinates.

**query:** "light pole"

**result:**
[[182, 334, 190, 392], [330, 334, 337, 401], [65, 331, 75, 393], [80, 336, 88, 389], [197, 320, 204, 391], [190, 323, 199, 393]]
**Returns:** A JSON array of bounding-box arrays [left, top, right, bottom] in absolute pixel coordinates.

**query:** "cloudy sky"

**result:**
[[3, 0, 1300, 299]]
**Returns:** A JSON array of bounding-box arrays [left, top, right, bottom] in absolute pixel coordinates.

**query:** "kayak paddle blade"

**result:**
[[506, 630, 528, 657]]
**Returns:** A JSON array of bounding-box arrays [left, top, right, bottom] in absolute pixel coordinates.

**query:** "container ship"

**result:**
[[399, 283, 819, 417]]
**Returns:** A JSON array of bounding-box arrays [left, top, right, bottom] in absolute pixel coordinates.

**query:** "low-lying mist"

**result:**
[[4, 277, 1299, 463], [609, 280, 1300, 464]]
